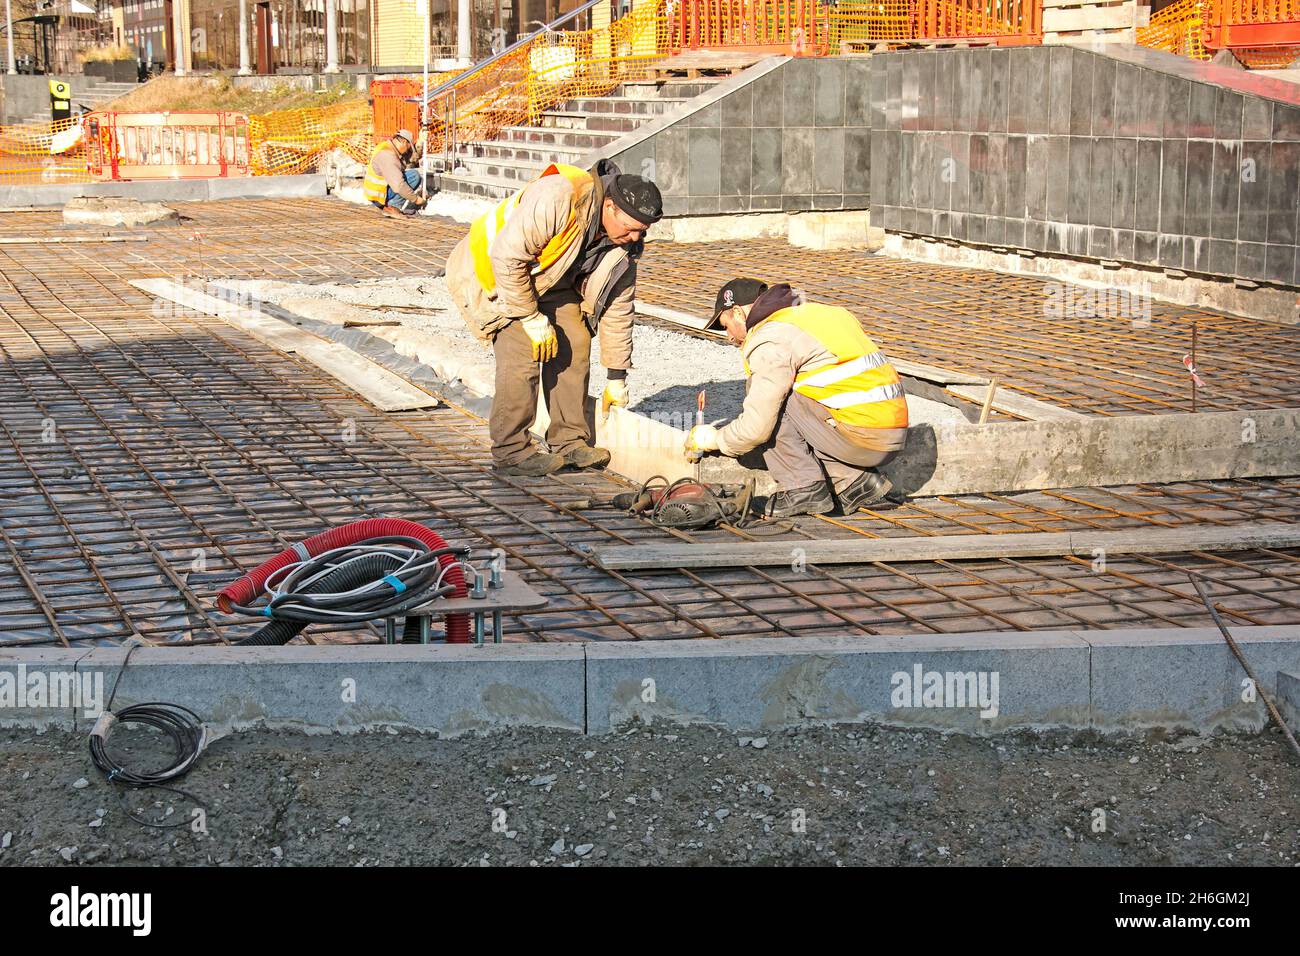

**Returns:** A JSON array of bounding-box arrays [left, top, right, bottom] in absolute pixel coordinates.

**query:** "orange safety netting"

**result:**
[[247, 98, 374, 176], [0, 117, 96, 185], [1138, 0, 1300, 67], [823, 0, 1040, 50], [424, 0, 679, 156]]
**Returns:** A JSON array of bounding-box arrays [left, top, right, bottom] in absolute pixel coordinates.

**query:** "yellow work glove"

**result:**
[[519, 311, 558, 364], [684, 423, 720, 457], [601, 379, 629, 420]]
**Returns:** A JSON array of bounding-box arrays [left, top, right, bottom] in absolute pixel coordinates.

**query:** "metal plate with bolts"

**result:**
[[385, 569, 548, 645]]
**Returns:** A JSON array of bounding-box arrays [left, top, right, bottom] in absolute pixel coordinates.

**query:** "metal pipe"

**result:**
[[5, 0, 15, 76], [237, 0, 251, 75], [325, 0, 339, 73]]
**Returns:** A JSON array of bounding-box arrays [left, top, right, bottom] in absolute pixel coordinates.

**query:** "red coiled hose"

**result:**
[[217, 518, 470, 643]]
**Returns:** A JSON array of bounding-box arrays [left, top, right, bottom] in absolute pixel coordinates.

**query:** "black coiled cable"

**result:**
[[88, 644, 209, 828]]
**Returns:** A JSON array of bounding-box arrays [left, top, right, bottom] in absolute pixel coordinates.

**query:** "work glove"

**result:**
[[601, 379, 629, 420], [519, 311, 559, 364], [684, 423, 720, 457]]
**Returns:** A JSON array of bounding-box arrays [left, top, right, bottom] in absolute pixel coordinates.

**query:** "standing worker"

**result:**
[[446, 159, 663, 477], [363, 128, 427, 218], [685, 279, 909, 518]]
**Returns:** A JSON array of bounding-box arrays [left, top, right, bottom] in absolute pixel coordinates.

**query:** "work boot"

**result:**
[[763, 481, 834, 519], [381, 205, 407, 220], [494, 451, 564, 477], [835, 470, 898, 514], [561, 445, 612, 470]]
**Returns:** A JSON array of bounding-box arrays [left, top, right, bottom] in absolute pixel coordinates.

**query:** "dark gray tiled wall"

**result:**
[[609, 58, 871, 217], [869, 45, 1300, 287]]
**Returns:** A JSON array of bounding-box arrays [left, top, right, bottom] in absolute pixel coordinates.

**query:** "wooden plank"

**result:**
[[636, 301, 991, 386], [1043, 6, 1137, 31], [948, 383, 1085, 420], [291, 340, 441, 412], [635, 299, 711, 330], [130, 278, 306, 353], [592, 522, 1300, 571]]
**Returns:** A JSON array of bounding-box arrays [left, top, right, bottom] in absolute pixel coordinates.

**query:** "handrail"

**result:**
[[412, 0, 606, 107]]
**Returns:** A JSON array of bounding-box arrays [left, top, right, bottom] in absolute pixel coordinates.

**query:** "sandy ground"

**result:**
[[221, 276, 968, 424], [2, 723, 1297, 867]]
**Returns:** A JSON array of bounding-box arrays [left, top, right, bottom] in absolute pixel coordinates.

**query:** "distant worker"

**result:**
[[685, 279, 909, 518], [363, 128, 426, 218], [446, 159, 663, 477]]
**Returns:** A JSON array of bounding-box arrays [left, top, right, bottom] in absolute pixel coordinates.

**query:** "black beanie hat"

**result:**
[[608, 173, 663, 226]]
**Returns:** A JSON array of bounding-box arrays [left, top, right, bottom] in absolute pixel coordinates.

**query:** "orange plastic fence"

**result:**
[[0, 116, 95, 185], [672, 0, 827, 54], [421, 0, 678, 157], [247, 99, 373, 176], [823, 0, 1040, 48]]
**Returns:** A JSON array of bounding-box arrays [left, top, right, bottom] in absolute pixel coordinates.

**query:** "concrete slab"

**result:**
[[585, 631, 1092, 734], [205, 174, 326, 200], [0, 175, 327, 209], [1084, 626, 1300, 732], [73, 644, 586, 736]]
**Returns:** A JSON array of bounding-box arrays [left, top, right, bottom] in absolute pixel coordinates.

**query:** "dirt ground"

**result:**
[[1, 722, 1297, 867]]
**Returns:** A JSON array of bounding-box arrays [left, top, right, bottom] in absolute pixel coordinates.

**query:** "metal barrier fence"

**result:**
[[86, 112, 251, 181], [1204, 0, 1300, 48]]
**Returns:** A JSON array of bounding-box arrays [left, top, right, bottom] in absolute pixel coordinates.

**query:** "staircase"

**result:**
[[10, 78, 140, 126], [435, 77, 716, 200]]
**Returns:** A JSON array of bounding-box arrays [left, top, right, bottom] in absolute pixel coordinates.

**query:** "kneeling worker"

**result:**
[[685, 279, 909, 518], [363, 128, 427, 218], [446, 160, 662, 476]]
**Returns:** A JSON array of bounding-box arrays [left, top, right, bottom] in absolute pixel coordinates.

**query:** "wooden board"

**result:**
[[592, 522, 1300, 571], [1043, 6, 1139, 32], [948, 383, 1086, 421]]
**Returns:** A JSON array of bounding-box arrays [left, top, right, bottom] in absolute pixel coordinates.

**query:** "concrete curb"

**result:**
[[0, 174, 326, 209], [3, 627, 1299, 737]]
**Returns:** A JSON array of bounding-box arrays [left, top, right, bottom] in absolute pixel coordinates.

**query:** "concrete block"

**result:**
[[62, 196, 177, 227], [1278, 670, 1300, 735], [0, 648, 90, 730], [74, 644, 586, 736], [1084, 626, 1300, 732], [787, 210, 884, 250], [87, 179, 210, 203], [206, 173, 327, 200], [585, 632, 1091, 734]]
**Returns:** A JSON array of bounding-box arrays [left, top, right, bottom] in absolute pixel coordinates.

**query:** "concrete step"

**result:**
[[557, 95, 687, 116], [454, 153, 548, 185], [468, 140, 590, 166], [537, 110, 644, 133], [614, 80, 717, 100], [497, 125, 622, 150], [436, 169, 518, 201]]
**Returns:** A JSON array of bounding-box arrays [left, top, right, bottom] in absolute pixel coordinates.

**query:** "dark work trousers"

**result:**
[[489, 290, 592, 467], [761, 391, 899, 492]]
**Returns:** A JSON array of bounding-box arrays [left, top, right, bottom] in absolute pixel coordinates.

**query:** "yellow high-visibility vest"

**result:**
[[745, 302, 909, 430], [363, 141, 397, 205], [467, 163, 594, 293]]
